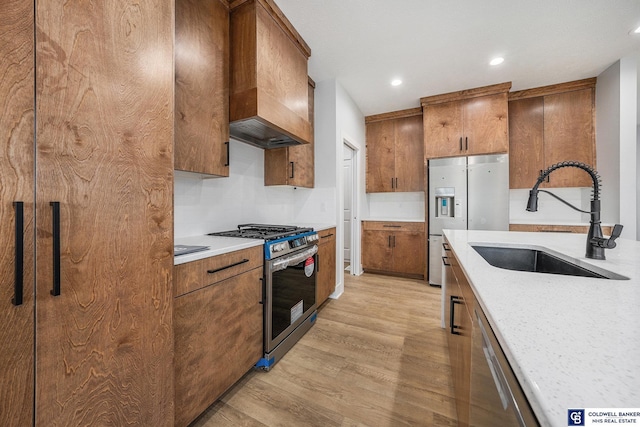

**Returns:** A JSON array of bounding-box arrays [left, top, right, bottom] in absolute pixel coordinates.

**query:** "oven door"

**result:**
[[265, 245, 318, 353]]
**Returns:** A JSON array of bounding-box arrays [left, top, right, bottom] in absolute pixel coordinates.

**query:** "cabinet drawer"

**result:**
[[174, 245, 263, 297], [362, 221, 424, 233], [317, 227, 336, 242]]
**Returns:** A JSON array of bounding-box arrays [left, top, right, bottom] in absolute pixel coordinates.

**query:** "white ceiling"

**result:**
[[275, 0, 640, 117]]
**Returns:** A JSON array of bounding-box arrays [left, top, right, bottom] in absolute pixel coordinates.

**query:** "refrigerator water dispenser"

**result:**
[[434, 187, 455, 218]]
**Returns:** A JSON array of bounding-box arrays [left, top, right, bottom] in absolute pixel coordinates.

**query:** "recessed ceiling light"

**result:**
[[391, 79, 402, 86], [490, 57, 504, 66]]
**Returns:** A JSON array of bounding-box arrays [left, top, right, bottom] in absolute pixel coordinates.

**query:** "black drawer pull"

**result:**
[[290, 161, 295, 179], [450, 295, 463, 335], [442, 242, 451, 251], [13, 202, 24, 306], [208, 259, 249, 274], [442, 256, 450, 266], [320, 233, 334, 239], [382, 225, 401, 228], [224, 141, 230, 167], [50, 202, 61, 297]]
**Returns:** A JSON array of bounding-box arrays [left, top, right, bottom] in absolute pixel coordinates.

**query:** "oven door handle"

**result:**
[[270, 245, 318, 273]]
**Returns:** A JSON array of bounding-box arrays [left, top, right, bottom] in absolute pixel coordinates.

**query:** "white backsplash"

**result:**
[[509, 187, 592, 224], [174, 140, 297, 238], [366, 192, 425, 220]]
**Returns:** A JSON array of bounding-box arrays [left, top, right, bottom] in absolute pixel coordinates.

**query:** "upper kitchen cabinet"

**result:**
[[365, 108, 424, 193], [509, 78, 596, 188], [229, 0, 312, 148], [265, 76, 315, 187], [1, 1, 175, 425], [175, 0, 230, 176], [422, 82, 511, 159]]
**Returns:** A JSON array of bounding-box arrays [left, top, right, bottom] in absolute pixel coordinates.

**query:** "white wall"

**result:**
[[366, 192, 425, 220], [596, 56, 638, 240]]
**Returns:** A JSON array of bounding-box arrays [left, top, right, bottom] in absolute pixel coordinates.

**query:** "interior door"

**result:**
[[0, 1, 35, 425], [343, 145, 354, 263], [34, 1, 174, 425]]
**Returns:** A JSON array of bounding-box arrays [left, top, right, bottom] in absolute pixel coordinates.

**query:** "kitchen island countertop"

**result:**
[[444, 229, 640, 427]]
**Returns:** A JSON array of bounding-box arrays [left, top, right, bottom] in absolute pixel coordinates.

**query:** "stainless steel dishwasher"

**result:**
[[469, 306, 540, 427]]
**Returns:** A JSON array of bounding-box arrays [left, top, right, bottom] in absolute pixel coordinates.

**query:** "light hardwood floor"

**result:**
[[190, 273, 458, 427]]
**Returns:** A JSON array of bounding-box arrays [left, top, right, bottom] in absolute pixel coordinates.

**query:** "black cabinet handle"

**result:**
[[459, 137, 462, 151], [442, 242, 451, 251], [13, 202, 24, 306], [50, 202, 61, 297], [395, 177, 398, 189], [224, 141, 230, 167], [391, 177, 394, 189], [388, 236, 391, 247], [539, 169, 550, 183], [450, 295, 463, 335], [392, 235, 396, 248], [442, 256, 450, 266], [465, 136, 468, 151], [320, 233, 334, 239], [383, 225, 401, 228], [290, 161, 295, 179], [208, 258, 249, 274]]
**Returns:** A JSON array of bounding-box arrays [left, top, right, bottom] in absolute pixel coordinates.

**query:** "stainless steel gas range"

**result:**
[[209, 224, 319, 370]]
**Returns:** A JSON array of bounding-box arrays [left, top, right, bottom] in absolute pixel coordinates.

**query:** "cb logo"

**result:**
[[568, 409, 585, 426]]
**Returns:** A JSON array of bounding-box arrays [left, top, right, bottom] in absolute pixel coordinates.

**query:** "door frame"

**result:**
[[340, 135, 362, 279]]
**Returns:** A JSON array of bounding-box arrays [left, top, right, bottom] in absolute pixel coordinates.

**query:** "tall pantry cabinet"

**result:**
[[1, 1, 175, 425]]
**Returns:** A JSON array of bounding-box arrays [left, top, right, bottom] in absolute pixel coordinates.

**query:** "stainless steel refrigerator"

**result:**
[[428, 154, 509, 287]]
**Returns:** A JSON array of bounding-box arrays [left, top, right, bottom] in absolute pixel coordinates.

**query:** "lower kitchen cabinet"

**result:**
[[443, 241, 473, 427], [174, 247, 263, 427], [316, 228, 336, 306], [361, 221, 425, 279]]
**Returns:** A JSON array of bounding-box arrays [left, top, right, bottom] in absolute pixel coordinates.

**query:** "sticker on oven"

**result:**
[[304, 257, 315, 277], [291, 300, 304, 324]]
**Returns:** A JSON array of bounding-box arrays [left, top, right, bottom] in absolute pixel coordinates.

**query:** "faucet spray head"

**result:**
[[526, 190, 539, 212]]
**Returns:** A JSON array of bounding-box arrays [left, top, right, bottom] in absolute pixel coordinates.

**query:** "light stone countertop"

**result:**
[[443, 229, 640, 427], [174, 235, 263, 265]]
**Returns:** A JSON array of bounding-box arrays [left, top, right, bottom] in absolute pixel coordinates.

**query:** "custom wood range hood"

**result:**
[[229, 0, 312, 148]]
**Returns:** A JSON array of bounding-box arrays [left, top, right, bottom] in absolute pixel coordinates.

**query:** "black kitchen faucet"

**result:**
[[525, 161, 623, 260]]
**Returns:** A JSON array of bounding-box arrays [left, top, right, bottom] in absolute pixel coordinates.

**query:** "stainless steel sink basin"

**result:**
[[471, 244, 629, 280]]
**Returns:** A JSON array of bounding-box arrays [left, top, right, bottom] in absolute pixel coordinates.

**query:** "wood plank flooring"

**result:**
[[189, 273, 458, 427]]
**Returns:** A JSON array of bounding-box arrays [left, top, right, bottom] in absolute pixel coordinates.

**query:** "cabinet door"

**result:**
[[391, 232, 426, 278], [543, 88, 595, 188], [366, 119, 395, 192], [362, 230, 394, 272], [174, 268, 262, 427], [464, 93, 509, 156], [423, 101, 464, 159], [394, 115, 425, 192], [316, 231, 336, 306], [35, 1, 174, 425], [175, 0, 229, 176], [0, 1, 35, 425], [508, 97, 544, 189]]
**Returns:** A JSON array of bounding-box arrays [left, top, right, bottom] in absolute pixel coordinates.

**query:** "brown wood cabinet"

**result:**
[[443, 237, 473, 427], [174, 246, 263, 427], [265, 77, 315, 187], [175, 0, 230, 176], [422, 83, 511, 159], [316, 228, 336, 307], [229, 0, 312, 146], [0, 1, 175, 425], [361, 221, 425, 279], [365, 108, 424, 193], [0, 1, 35, 424], [509, 78, 596, 188]]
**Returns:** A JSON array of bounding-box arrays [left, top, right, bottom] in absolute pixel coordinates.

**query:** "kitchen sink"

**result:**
[[471, 244, 629, 280]]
